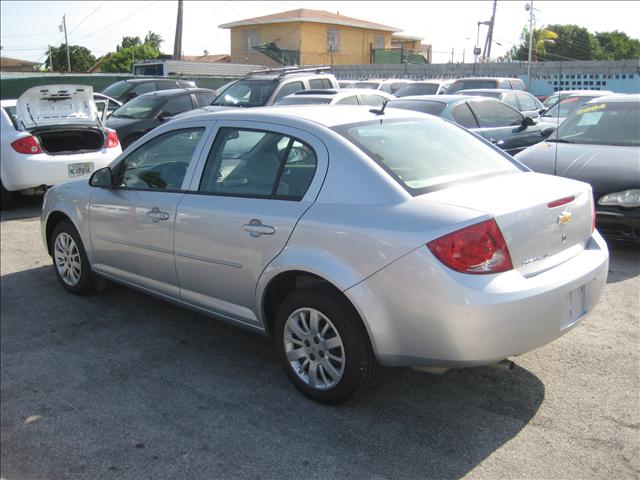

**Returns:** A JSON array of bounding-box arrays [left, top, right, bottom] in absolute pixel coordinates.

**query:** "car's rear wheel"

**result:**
[[274, 286, 379, 404], [1, 180, 15, 210], [51, 221, 95, 295]]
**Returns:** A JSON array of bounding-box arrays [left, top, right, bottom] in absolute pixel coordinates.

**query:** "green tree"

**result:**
[[543, 24, 601, 61], [118, 36, 141, 51], [509, 26, 559, 61], [46, 44, 96, 72], [100, 43, 160, 73], [595, 30, 640, 60], [144, 31, 163, 50]]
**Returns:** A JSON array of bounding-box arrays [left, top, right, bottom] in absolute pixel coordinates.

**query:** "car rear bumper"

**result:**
[[596, 207, 640, 244], [2, 148, 120, 192], [345, 232, 609, 367]]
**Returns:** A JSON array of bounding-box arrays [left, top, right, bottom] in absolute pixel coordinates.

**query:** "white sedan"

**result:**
[[1, 85, 121, 209]]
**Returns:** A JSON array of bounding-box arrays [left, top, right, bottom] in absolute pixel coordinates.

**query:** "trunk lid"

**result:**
[[426, 172, 594, 276], [17, 85, 100, 129]]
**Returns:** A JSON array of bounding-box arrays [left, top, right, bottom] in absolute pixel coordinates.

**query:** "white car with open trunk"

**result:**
[[1, 85, 121, 209]]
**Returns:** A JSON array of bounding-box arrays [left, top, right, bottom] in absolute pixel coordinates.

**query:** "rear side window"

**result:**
[[309, 79, 331, 89], [516, 92, 538, 111], [388, 100, 446, 116], [502, 93, 519, 110], [336, 95, 359, 105], [155, 82, 176, 91], [273, 81, 304, 102], [195, 92, 217, 106], [334, 119, 519, 194], [510, 79, 525, 90], [360, 94, 386, 107], [499, 80, 512, 89], [117, 128, 205, 190], [451, 103, 479, 128], [132, 82, 156, 95], [199, 128, 317, 200], [162, 95, 194, 116], [468, 100, 523, 127]]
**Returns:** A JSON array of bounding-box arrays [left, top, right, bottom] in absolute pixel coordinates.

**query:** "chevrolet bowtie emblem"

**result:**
[[557, 211, 572, 225]]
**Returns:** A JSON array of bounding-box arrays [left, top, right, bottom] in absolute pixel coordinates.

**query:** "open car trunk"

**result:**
[[31, 125, 105, 155]]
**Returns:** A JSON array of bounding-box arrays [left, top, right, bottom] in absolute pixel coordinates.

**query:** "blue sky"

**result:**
[[2, 1, 639, 65]]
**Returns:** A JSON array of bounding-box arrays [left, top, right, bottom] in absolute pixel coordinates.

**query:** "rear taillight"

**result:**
[[104, 129, 119, 148], [427, 218, 513, 274], [11, 135, 43, 155]]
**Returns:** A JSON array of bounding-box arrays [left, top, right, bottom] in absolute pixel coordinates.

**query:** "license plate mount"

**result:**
[[562, 283, 587, 329]]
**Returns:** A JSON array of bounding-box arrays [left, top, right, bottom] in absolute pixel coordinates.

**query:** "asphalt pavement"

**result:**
[[1, 198, 638, 480]]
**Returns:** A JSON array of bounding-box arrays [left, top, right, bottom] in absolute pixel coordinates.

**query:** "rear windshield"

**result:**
[[387, 100, 447, 116], [551, 101, 640, 147], [211, 79, 277, 107], [111, 95, 164, 119], [395, 83, 440, 97], [333, 118, 520, 194], [275, 97, 333, 105], [449, 80, 498, 93], [102, 81, 132, 98]]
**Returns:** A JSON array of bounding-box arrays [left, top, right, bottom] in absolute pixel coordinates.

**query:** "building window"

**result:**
[[374, 34, 385, 50], [327, 29, 340, 52], [244, 30, 260, 51]]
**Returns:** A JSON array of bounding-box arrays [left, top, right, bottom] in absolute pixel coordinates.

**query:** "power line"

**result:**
[[67, 2, 106, 36]]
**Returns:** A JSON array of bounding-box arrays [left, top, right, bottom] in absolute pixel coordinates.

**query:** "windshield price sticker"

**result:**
[[578, 111, 604, 126], [576, 103, 606, 115]]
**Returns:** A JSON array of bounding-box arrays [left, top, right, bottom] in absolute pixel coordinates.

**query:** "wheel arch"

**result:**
[[45, 211, 74, 255]]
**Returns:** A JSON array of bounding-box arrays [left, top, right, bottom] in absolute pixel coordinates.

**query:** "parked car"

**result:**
[[41, 105, 608, 404], [1, 85, 121, 209], [209, 67, 339, 108], [337, 79, 358, 88], [542, 89, 613, 111], [395, 79, 454, 97], [458, 89, 546, 120], [106, 88, 218, 149], [274, 89, 395, 106], [101, 78, 197, 104], [540, 91, 614, 124], [388, 95, 556, 155], [447, 77, 526, 94], [93, 93, 122, 120], [347, 78, 413, 94], [516, 94, 640, 243]]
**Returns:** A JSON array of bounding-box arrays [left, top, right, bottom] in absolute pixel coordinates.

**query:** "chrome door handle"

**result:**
[[243, 219, 275, 237], [146, 207, 170, 223], [489, 138, 504, 145]]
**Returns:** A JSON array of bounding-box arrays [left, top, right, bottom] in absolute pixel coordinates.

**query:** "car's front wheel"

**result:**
[[51, 221, 95, 295], [274, 286, 379, 404]]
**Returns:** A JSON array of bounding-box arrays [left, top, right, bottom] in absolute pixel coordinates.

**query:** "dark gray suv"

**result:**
[[102, 78, 197, 104]]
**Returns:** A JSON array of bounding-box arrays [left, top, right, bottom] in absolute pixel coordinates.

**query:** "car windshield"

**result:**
[[550, 101, 640, 147], [449, 80, 498, 93], [387, 100, 447, 116], [333, 118, 520, 194], [111, 95, 164, 119], [543, 95, 601, 118], [395, 83, 440, 97], [354, 82, 380, 89], [102, 81, 132, 98], [211, 79, 277, 107], [275, 97, 333, 105]]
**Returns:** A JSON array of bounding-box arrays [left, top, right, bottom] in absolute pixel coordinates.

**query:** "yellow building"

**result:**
[[219, 9, 411, 66]]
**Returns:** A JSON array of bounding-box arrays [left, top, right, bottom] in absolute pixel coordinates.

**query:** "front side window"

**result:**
[[502, 93, 519, 109], [309, 79, 325, 89], [162, 95, 194, 116], [360, 94, 386, 107], [389, 99, 447, 116], [334, 119, 520, 194], [111, 95, 165, 119], [212, 80, 277, 107], [195, 92, 217, 107], [131, 82, 156, 95], [273, 81, 305, 102], [516, 92, 538, 110], [117, 128, 205, 190], [551, 102, 640, 147], [469, 100, 523, 127], [327, 29, 341, 52], [451, 103, 479, 128], [200, 128, 317, 200], [336, 95, 359, 105]]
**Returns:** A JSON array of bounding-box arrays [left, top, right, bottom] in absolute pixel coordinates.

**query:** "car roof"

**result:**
[[585, 93, 640, 103], [171, 105, 438, 129], [390, 94, 495, 105], [452, 77, 519, 82], [458, 88, 526, 94], [289, 88, 393, 98], [563, 90, 614, 97]]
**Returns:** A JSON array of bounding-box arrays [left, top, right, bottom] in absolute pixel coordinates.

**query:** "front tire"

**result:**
[[274, 286, 379, 404], [51, 221, 95, 295]]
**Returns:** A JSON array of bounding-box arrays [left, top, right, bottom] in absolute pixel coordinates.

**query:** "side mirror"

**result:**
[[125, 92, 137, 101], [522, 116, 536, 127], [539, 108, 547, 115], [158, 113, 173, 122], [541, 126, 556, 138], [89, 167, 113, 188]]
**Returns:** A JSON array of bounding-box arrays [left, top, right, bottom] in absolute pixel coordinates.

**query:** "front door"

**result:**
[[174, 122, 327, 327], [90, 126, 208, 296]]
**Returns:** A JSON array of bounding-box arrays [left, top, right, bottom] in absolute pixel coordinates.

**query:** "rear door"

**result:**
[[174, 121, 328, 326]]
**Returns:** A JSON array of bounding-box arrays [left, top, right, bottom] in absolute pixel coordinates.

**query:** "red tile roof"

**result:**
[[219, 8, 401, 32]]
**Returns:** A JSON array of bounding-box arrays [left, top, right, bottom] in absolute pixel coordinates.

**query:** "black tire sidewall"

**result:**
[[274, 287, 375, 405], [51, 221, 95, 295]]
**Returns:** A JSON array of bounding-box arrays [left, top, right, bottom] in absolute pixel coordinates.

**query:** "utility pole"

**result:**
[[173, 0, 183, 60], [451, 47, 454, 63], [483, 0, 497, 62], [62, 14, 71, 72], [526, 1, 535, 89], [48, 44, 54, 72]]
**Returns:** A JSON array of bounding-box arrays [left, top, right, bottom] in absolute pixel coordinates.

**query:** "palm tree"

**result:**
[[524, 27, 559, 61]]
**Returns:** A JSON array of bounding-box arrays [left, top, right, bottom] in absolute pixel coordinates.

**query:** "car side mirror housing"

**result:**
[[89, 167, 113, 188], [522, 116, 536, 127], [158, 113, 173, 122], [541, 126, 556, 138]]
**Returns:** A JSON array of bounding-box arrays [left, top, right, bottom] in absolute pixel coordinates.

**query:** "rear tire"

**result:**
[[274, 286, 379, 405], [1, 180, 15, 210], [51, 221, 95, 295]]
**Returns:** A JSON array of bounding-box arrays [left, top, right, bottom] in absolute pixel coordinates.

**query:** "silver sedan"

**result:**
[[41, 106, 609, 404]]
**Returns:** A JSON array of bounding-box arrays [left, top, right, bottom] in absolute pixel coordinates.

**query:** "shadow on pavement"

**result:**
[[0, 194, 43, 222], [606, 241, 639, 284], [1, 264, 545, 479]]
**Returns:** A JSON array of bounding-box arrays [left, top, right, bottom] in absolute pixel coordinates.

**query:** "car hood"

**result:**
[[17, 84, 100, 129], [515, 141, 640, 195]]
